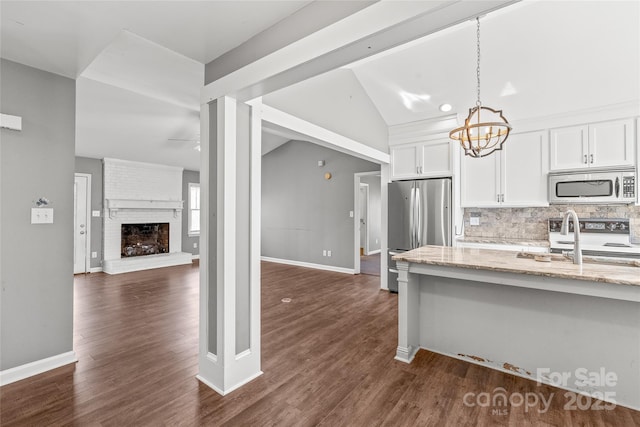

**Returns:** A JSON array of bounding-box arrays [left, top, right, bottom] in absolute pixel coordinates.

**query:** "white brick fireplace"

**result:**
[[102, 158, 191, 274]]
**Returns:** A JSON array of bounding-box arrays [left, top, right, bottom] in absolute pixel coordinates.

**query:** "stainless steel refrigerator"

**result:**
[[388, 178, 452, 292]]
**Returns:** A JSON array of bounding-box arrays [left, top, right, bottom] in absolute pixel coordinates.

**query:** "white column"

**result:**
[[395, 261, 419, 363], [197, 96, 262, 395]]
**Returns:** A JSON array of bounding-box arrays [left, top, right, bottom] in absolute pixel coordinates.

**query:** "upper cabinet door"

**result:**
[[549, 125, 588, 171], [390, 144, 420, 180], [502, 131, 549, 207], [419, 140, 451, 177], [588, 119, 634, 168], [460, 151, 501, 207], [550, 119, 635, 171]]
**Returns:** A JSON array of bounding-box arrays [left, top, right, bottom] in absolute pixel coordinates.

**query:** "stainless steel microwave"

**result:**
[[549, 168, 636, 204]]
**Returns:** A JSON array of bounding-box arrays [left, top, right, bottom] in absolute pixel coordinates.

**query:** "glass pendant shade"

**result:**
[[449, 105, 511, 158]]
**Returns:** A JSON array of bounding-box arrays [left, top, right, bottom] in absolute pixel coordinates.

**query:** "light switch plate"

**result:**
[[31, 208, 54, 224], [92, 210, 101, 217]]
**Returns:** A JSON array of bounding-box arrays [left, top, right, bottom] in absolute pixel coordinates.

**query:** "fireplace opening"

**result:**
[[121, 223, 169, 258]]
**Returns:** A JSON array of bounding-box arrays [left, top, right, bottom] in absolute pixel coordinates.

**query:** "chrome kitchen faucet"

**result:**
[[560, 209, 583, 265]]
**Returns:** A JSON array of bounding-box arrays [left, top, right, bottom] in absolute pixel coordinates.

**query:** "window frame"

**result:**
[[187, 182, 200, 236]]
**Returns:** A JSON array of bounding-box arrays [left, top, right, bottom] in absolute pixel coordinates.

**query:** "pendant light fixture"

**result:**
[[450, 17, 511, 158]]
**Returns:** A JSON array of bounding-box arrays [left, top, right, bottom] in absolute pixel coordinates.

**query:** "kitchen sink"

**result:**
[[516, 251, 640, 268]]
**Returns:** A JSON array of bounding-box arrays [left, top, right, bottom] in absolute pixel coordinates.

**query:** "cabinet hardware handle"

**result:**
[[583, 154, 588, 164], [590, 154, 594, 164]]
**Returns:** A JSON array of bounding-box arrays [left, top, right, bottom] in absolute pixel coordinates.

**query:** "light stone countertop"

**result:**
[[393, 245, 640, 287], [455, 237, 550, 247]]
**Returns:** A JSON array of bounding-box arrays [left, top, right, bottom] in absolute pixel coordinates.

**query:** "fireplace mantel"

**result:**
[[105, 199, 184, 219]]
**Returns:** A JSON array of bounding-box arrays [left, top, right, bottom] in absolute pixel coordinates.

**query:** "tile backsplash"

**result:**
[[463, 205, 640, 243]]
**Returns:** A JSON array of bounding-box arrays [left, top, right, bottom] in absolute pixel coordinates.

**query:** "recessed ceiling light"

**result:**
[[439, 103, 452, 112]]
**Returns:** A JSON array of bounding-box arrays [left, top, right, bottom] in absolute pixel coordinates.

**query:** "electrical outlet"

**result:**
[[349, 211, 354, 218], [193, 242, 198, 248], [327, 250, 332, 257], [323, 250, 327, 257], [92, 210, 101, 217], [91, 252, 98, 259], [470, 212, 481, 226]]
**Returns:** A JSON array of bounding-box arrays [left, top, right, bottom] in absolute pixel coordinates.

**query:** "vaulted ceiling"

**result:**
[[1, 1, 311, 171], [2, 1, 638, 171]]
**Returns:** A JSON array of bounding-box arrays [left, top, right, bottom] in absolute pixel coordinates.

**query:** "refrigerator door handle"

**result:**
[[409, 186, 416, 248], [415, 186, 422, 247]]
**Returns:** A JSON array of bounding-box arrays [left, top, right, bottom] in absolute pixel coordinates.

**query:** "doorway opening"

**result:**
[[74, 173, 91, 274], [354, 172, 382, 277]]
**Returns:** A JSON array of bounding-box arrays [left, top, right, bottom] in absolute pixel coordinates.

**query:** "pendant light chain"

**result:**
[[476, 17, 481, 107], [449, 15, 511, 158]]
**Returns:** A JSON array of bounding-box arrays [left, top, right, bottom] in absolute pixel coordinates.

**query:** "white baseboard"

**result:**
[[196, 374, 225, 395], [261, 257, 355, 275], [192, 254, 200, 260], [0, 351, 77, 386], [89, 267, 103, 273], [196, 370, 263, 396], [365, 249, 381, 255]]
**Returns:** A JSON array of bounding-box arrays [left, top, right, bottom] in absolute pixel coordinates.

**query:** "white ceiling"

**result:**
[[2, 1, 638, 171], [0, 1, 311, 78], [75, 31, 204, 170], [1, 1, 311, 171], [348, 0, 640, 126]]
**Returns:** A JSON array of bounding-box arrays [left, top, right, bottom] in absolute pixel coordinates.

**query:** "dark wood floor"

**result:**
[[1, 261, 638, 426], [360, 253, 381, 276]]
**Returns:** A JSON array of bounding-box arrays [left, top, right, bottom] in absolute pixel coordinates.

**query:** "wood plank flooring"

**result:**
[[360, 253, 381, 276], [1, 261, 638, 426]]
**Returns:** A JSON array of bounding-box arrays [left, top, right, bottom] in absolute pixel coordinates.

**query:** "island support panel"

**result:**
[[395, 261, 640, 411]]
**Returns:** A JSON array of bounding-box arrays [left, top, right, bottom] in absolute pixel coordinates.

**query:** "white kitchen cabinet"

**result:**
[[390, 140, 451, 180], [502, 131, 549, 206], [390, 144, 419, 179], [549, 125, 587, 170], [461, 151, 501, 207], [461, 131, 549, 207], [550, 119, 634, 171]]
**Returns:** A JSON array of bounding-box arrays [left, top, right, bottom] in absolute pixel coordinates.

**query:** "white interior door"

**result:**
[[74, 174, 90, 274]]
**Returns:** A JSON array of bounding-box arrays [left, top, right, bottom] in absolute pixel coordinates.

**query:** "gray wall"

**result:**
[[75, 157, 103, 269], [361, 174, 381, 253], [182, 169, 200, 257], [262, 140, 379, 270], [235, 102, 250, 354], [1, 59, 75, 370], [207, 100, 217, 354]]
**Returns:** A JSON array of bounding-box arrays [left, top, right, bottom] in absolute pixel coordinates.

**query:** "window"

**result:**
[[188, 183, 200, 236]]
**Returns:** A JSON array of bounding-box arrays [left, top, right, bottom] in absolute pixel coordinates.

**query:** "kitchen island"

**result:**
[[393, 245, 640, 410]]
